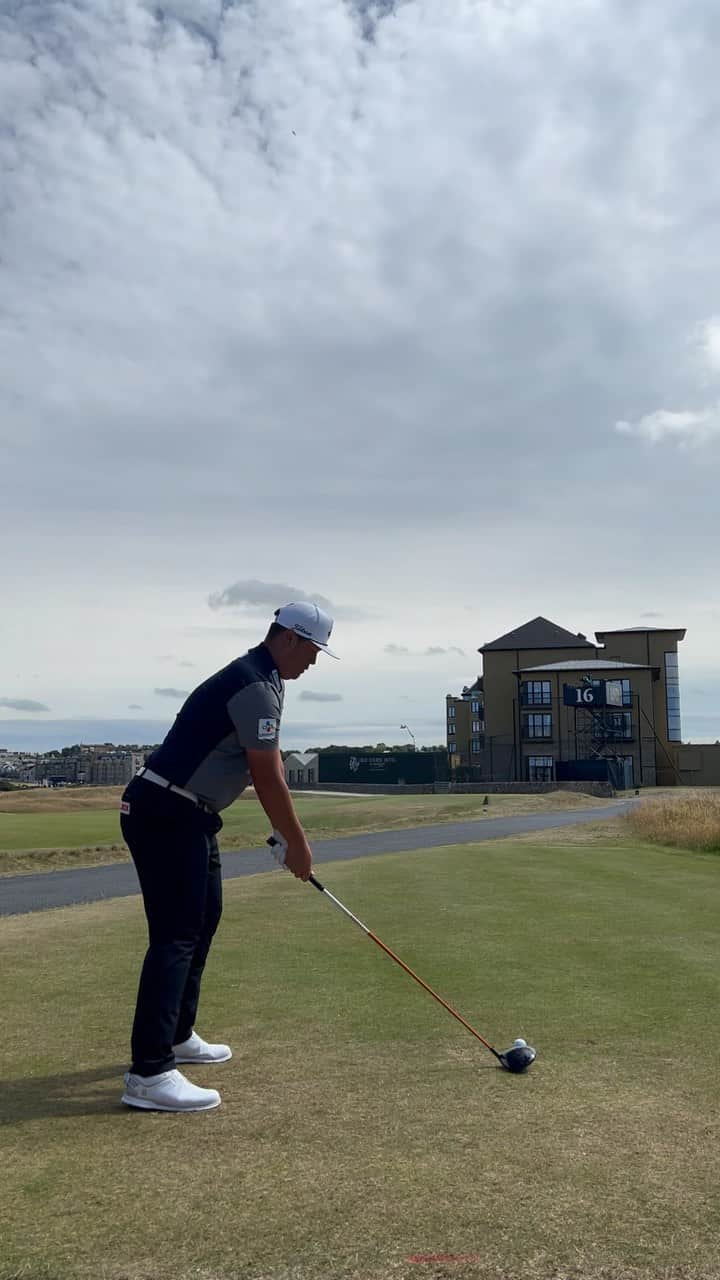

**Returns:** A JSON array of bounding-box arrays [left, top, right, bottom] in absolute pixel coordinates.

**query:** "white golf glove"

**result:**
[[267, 830, 289, 869]]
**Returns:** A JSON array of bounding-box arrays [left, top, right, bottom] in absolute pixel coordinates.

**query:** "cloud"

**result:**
[[298, 690, 344, 702], [0, 698, 50, 712], [348, 0, 399, 41], [616, 315, 720, 448], [208, 580, 335, 613], [385, 644, 465, 657], [128, 704, 143, 709], [696, 316, 720, 376], [616, 405, 720, 447], [2, 0, 720, 745], [184, 626, 262, 637], [154, 687, 190, 699], [425, 646, 466, 657], [156, 655, 196, 667]]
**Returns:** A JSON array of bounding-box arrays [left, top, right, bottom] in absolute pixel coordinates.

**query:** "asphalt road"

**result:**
[[1, 803, 630, 918]]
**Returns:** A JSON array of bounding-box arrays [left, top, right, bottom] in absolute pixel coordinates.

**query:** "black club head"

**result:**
[[499, 1045, 537, 1073]]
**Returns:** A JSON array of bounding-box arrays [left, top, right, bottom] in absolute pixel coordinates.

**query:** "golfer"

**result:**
[[119, 602, 338, 1113]]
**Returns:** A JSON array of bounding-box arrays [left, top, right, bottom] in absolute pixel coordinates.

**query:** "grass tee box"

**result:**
[[2, 828, 720, 1280]]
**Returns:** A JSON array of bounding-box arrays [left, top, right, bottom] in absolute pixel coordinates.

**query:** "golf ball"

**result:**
[[513, 1038, 527, 1048]]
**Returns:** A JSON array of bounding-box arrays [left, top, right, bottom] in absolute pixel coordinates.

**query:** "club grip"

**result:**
[[267, 836, 323, 890]]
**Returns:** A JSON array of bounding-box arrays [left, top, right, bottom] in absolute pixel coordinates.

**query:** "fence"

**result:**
[[288, 780, 614, 797]]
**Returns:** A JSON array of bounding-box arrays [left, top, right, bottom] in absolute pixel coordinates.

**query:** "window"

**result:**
[[665, 652, 682, 741], [521, 680, 551, 707], [471, 740, 482, 753], [522, 713, 553, 739], [472, 720, 483, 733], [471, 700, 480, 714], [592, 711, 633, 741], [528, 756, 553, 782], [617, 756, 634, 788], [448, 705, 456, 719], [606, 678, 633, 708]]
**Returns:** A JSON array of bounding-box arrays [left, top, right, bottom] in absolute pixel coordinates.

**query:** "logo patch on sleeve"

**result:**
[[258, 717, 279, 741]]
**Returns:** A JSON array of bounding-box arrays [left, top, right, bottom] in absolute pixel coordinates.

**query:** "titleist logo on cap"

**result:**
[[274, 601, 339, 659]]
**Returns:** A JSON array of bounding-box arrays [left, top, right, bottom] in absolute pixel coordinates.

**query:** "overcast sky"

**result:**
[[2, 0, 720, 750]]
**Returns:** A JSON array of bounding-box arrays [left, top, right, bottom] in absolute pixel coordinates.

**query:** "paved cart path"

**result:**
[[1, 803, 631, 918]]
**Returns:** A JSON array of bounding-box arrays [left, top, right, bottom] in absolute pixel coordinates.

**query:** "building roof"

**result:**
[[595, 627, 686, 639], [480, 617, 595, 653], [462, 676, 484, 695], [519, 660, 649, 673], [284, 751, 317, 766]]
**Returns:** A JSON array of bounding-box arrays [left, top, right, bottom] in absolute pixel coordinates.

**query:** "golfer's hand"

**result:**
[[283, 836, 313, 881], [269, 831, 313, 881]]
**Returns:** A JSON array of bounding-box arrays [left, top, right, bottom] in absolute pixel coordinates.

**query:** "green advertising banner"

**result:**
[[318, 752, 448, 785]]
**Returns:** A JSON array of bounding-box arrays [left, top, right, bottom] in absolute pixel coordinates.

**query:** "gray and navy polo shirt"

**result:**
[[143, 644, 284, 812]]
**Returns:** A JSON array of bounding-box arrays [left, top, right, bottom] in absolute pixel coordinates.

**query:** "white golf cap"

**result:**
[[274, 602, 339, 659]]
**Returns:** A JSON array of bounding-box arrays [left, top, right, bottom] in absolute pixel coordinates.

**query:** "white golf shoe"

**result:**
[[172, 1030, 233, 1064], [121, 1068, 221, 1112]]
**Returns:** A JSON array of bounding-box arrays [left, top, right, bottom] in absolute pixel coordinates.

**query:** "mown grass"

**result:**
[[625, 787, 720, 852], [0, 787, 616, 875], [2, 828, 719, 1280]]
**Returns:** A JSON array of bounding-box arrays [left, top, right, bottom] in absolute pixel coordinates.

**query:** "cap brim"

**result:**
[[316, 643, 340, 660], [290, 626, 340, 658]]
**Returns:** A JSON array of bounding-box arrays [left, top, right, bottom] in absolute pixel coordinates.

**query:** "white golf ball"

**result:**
[[513, 1038, 527, 1048]]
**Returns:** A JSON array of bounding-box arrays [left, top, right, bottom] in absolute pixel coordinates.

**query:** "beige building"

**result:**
[[91, 751, 145, 786], [446, 676, 484, 771], [676, 742, 720, 785], [447, 616, 718, 787], [35, 749, 146, 787]]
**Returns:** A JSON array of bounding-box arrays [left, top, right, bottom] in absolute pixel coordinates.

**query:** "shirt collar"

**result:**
[[251, 643, 283, 685]]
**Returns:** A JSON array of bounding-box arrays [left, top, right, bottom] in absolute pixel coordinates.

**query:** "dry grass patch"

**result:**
[[0, 843, 130, 877], [626, 788, 720, 853], [0, 785, 125, 812], [509, 817, 631, 849]]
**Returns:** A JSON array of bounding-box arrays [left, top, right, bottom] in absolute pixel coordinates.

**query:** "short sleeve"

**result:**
[[227, 682, 282, 751]]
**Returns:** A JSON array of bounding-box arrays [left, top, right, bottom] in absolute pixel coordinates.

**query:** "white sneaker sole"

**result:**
[[173, 1048, 233, 1064], [121, 1093, 221, 1112]]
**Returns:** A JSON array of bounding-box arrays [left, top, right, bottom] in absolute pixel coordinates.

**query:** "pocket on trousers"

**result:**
[[200, 809, 223, 837]]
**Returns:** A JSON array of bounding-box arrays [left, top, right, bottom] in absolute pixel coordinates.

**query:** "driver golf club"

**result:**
[[267, 833, 536, 1074]]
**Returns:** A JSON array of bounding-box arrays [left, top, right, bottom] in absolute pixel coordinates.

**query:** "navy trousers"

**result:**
[[120, 778, 223, 1077]]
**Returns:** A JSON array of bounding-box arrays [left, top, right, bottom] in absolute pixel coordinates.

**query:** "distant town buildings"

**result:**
[[0, 745, 150, 787]]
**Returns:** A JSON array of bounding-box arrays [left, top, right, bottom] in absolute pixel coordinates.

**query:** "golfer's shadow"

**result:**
[[0, 1064, 130, 1125]]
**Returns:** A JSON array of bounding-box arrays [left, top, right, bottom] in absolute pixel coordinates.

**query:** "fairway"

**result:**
[[0, 786, 619, 875], [2, 827, 719, 1280]]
